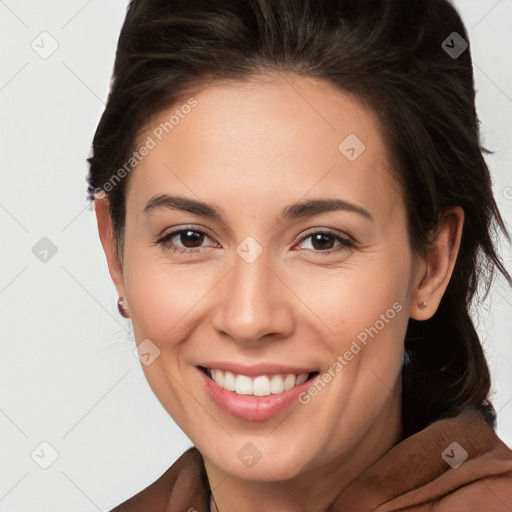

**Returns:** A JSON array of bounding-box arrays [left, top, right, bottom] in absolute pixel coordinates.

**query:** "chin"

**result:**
[[202, 441, 314, 481]]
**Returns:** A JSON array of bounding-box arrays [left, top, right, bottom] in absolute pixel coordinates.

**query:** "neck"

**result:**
[[204, 380, 403, 512]]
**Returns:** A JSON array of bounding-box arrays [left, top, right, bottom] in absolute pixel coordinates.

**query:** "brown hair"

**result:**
[[87, 0, 511, 438]]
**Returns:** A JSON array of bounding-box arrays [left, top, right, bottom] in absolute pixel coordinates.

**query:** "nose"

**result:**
[[211, 251, 294, 346]]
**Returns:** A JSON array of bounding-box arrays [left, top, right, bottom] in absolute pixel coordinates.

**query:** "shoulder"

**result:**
[[440, 430, 512, 510], [433, 472, 512, 511], [108, 447, 210, 512], [424, 414, 512, 511]]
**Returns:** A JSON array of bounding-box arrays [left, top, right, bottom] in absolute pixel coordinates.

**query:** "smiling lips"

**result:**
[[197, 364, 320, 421], [196, 362, 320, 420], [198, 361, 318, 394]]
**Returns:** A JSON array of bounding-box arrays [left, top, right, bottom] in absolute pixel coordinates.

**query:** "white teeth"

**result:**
[[253, 376, 271, 396], [235, 375, 253, 395], [270, 374, 285, 394], [208, 369, 310, 396], [284, 374, 296, 390], [223, 371, 236, 391], [295, 373, 308, 385]]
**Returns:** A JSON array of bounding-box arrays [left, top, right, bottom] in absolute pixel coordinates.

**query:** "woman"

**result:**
[[87, 0, 512, 510]]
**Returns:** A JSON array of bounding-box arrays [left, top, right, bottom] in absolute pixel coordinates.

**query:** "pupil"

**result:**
[[182, 230, 203, 248], [312, 233, 333, 250]]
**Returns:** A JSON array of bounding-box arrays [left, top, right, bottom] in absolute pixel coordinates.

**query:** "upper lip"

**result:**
[[197, 361, 318, 377]]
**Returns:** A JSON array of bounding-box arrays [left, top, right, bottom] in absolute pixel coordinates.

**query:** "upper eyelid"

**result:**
[[159, 226, 217, 243], [299, 227, 353, 240]]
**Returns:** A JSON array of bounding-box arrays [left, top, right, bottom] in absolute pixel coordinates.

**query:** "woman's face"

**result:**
[[105, 75, 427, 481]]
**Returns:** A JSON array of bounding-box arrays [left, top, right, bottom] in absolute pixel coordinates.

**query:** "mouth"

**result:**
[[198, 366, 320, 397]]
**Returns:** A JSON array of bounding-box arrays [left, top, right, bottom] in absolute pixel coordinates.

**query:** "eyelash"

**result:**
[[154, 226, 355, 256]]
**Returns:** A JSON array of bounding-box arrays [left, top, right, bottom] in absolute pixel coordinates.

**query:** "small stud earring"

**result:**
[[117, 297, 130, 318], [418, 301, 428, 311]]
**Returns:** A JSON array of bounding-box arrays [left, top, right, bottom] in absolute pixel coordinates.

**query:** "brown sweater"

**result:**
[[110, 406, 512, 511]]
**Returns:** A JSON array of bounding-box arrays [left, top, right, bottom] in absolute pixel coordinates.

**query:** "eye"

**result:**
[[155, 227, 216, 253], [295, 230, 355, 255], [154, 227, 355, 256]]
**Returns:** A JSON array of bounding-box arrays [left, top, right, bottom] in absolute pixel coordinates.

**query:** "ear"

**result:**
[[409, 206, 464, 320], [94, 195, 128, 311]]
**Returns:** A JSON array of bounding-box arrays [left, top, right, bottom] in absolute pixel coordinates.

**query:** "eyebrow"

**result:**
[[143, 194, 373, 223]]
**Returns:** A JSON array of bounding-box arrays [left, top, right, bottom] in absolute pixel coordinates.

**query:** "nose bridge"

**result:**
[[213, 245, 293, 344]]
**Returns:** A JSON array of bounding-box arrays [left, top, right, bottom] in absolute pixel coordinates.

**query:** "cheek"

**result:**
[[292, 255, 410, 336], [290, 253, 411, 389], [127, 262, 215, 342], [122, 244, 215, 343]]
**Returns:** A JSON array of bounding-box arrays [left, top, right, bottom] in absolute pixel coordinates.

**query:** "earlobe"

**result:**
[[410, 207, 464, 320], [417, 301, 428, 311], [94, 196, 127, 307]]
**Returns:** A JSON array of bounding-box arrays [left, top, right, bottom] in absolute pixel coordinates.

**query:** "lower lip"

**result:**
[[197, 367, 317, 421]]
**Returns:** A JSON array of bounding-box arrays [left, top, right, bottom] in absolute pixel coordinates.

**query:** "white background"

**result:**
[[0, 1, 511, 510]]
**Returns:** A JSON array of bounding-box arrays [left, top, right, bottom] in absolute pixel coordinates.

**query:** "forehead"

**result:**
[[126, 74, 401, 221]]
